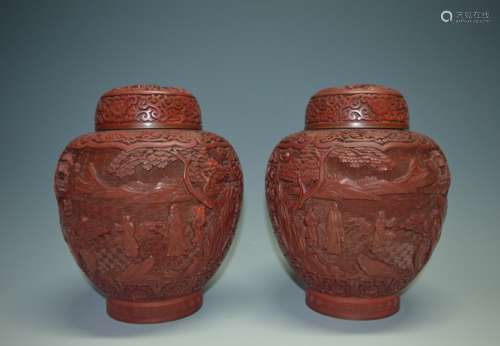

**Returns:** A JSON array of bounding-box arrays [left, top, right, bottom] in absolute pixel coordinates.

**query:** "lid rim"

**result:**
[[102, 92, 197, 98], [96, 122, 202, 131], [306, 122, 408, 130]]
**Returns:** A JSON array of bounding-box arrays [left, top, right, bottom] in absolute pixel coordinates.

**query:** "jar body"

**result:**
[[266, 128, 450, 319], [55, 129, 242, 322]]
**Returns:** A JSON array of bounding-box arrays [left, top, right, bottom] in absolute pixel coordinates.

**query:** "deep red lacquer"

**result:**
[[55, 85, 243, 323], [266, 84, 450, 319]]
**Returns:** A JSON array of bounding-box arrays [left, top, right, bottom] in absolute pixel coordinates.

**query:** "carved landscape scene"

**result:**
[[266, 129, 450, 297], [55, 130, 243, 301]]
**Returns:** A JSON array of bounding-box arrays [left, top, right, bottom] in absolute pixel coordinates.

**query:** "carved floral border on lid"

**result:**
[[95, 84, 202, 130], [306, 84, 409, 130]]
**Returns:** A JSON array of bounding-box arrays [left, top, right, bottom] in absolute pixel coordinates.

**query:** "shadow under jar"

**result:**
[[265, 84, 450, 320], [55, 85, 243, 323]]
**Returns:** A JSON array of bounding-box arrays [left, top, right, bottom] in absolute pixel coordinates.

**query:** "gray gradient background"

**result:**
[[1, 0, 499, 345]]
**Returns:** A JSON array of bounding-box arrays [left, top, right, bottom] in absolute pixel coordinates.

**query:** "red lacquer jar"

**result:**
[[266, 84, 450, 319], [55, 85, 243, 323]]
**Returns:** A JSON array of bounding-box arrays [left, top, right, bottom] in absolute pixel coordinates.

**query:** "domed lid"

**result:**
[[95, 84, 202, 130], [305, 84, 409, 130]]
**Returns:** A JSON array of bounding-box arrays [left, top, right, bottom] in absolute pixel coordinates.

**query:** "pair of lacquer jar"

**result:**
[[55, 84, 450, 323]]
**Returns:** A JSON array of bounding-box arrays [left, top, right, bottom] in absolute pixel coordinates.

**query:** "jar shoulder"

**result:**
[[62, 129, 234, 152], [56, 129, 241, 166], [271, 129, 446, 156]]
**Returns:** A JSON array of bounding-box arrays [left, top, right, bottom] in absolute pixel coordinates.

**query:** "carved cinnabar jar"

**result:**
[[266, 84, 450, 320], [55, 85, 243, 323]]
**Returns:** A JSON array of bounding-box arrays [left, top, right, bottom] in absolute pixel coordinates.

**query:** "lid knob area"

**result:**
[[305, 84, 409, 130], [95, 84, 202, 130]]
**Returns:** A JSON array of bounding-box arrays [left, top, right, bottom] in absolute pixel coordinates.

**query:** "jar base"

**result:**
[[107, 291, 202, 323], [306, 289, 399, 320]]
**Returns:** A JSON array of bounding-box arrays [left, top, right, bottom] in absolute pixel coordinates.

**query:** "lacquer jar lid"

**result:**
[[95, 84, 202, 130], [305, 84, 409, 130]]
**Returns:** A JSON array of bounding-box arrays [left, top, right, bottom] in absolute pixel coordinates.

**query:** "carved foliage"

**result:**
[[266, 129, 450, 297], [55, 129, 242, 301]]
